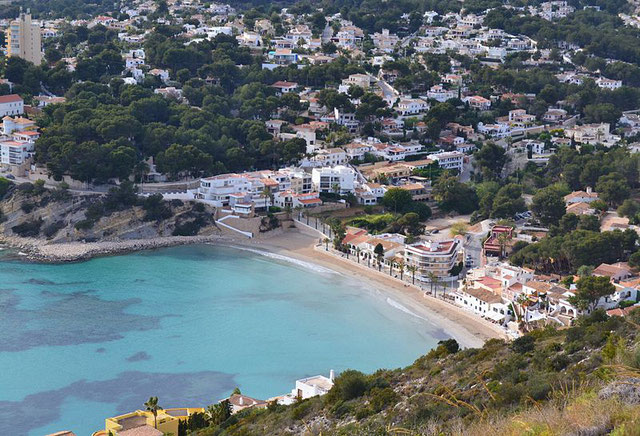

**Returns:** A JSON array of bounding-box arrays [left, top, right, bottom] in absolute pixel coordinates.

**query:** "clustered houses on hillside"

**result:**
[[453, 260, 640, 332]]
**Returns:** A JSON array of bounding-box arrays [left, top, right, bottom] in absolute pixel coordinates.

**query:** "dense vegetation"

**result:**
[[188, 310, 640, 435]]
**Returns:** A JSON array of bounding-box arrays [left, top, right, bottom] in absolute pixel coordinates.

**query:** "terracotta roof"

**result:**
[[524, 280, 553, 293], [464, 288, 502, 304], [0, 94, 23, 104], [272, 81, 298, 88], [593, 263, 631, 278], [119, 426, 163, 436], [607, 306, 639, 317]]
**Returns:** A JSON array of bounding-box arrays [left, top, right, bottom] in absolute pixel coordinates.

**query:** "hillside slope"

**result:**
[[0, 181, 221, 244], [202, 311, 640, 436]]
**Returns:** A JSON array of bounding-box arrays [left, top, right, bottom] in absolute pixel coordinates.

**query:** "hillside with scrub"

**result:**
[[190, 310, 640, 436]]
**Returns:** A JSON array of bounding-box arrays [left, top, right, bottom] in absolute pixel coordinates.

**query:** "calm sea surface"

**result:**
[[0, 244, 447, 435]]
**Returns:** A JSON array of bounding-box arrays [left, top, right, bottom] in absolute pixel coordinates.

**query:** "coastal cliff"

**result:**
[[0, 181, 224, 261]]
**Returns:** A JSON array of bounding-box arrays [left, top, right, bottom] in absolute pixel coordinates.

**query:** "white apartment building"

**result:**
[[311, 165, 356, 194], [7, 11, 43, 65], [427, 85, 457, 102], [565, 123, 620, 146], [0, 95, 24, 117], [595, 77, 622, 90], [310, 148, 348, 167], [404, 239, 461, 281], [0, 139, 33, 166], [2, 115, 35, 135], [428, 151, 464, 171], [343, 142, 373, 160], [396, 98, 430, 116]]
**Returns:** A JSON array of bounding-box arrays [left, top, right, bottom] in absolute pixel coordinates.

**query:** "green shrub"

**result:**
[[85, 202, 105, 221], [0, 177, 12, 198], [173, 220, 202, 236], [143, 194, 172, 222], [355, 406, 373, 420], [369, 387, 397, 412], [12, 219, 43, 237], [43, 220, 66, 238], [511, 335, 535, 354], [21, 202, 36, 213], [74, 219, 94, 230], [291, 400, 312, 420], [326, 370, 368, 403]]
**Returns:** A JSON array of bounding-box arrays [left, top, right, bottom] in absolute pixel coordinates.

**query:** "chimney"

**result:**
[[329, 369, 335, 382], [238, 396, 244, 405], [586, 186, 592, 194]]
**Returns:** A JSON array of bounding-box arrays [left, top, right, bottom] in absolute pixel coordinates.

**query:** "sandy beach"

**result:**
[[0, 225, 508, 348], [238, 227, 508, 349]]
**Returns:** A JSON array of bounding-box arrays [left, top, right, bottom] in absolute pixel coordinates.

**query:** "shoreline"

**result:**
[[0, 226, 508, 348], [234, 229, 508, 349]]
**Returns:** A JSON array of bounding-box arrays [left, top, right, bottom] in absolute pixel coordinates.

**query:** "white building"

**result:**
[[595, 77, 622, 90], [427, 85, 457, 102], [372, 29, 399, 53], [2, 115, 35, 135], [311, 165, 356, 194], [0, 95, 24, 117], [404, 239, 461, 281], [428, 151, 464, 171], [275, 371, 335, 405], [565, 123, 620, 146], [396, 98, 430, 116], [0, 139, 33, 166]]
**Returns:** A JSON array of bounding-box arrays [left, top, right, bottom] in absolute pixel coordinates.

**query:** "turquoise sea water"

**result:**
[[0, 244, 447, 435]]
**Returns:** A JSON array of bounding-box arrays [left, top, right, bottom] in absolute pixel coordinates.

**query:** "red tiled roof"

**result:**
[[0, 94, 23, 104]]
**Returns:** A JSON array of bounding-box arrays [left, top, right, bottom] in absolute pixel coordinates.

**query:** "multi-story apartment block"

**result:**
[[311, 165, 356, 194], [7, 11, 43, 65], [404, 239, 461, 280]]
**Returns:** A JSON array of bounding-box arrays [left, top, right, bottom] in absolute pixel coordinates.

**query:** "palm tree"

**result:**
[[144, 396, 162, 429], [407, 264, 418, 284], [497, 232, 509, 258], [397, 259, 406, 281], [261, 186, 271, 211], [324, 237, 330, 251], [389, 261, 394, 276], [427, 271, 438, 297], [355, 247, 361, 263]]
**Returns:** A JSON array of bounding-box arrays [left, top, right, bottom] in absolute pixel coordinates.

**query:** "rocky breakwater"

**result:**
[[0, 234, 235, 263]]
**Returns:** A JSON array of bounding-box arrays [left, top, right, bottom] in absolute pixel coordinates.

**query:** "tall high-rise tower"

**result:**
[[7, 9, 43, 65]]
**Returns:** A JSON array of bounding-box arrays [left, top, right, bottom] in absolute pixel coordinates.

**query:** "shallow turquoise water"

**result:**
[[0, 244, 446, 435]]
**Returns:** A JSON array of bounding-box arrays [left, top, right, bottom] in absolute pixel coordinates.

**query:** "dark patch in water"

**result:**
[[25, 278, 92, 286], [96, 347, 106, 353], [0, 289, 163, 352], [0, 370, 237, 435], [126, 351, 151, 362], [26, 278, 56, 285]]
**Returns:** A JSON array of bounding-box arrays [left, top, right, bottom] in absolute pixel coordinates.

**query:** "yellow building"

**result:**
[[7, 10, 43, 65], [92, 408, 205, 436]]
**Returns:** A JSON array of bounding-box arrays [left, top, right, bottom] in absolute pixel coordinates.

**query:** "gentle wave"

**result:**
[[227, 245, 338, 275], [385, 297, 429, 321]]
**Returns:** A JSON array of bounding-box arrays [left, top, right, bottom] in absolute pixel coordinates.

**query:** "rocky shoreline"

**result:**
[[0, 234, 239, 263]]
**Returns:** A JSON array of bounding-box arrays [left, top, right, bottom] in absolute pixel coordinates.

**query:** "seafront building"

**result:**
[[404, 239, 462, 281], [92, 408, 205, 436], [7, 10, 43, 65], [271, 370, 336, 405]]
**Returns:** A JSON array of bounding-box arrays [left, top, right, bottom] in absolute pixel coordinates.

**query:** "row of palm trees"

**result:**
[[321, 242, 449, 296]]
